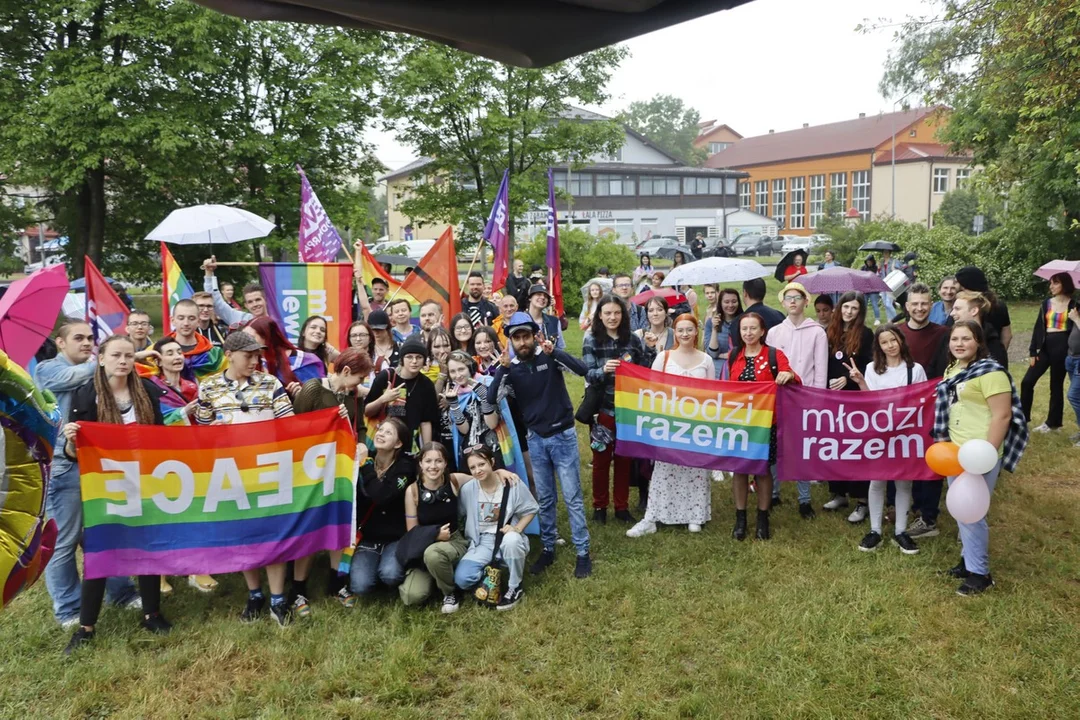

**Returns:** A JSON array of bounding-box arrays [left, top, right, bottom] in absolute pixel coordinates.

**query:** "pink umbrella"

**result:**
[[630, 287, 688, 306], [1034, 260, 1080, 284], [800, 266, 890, 295], [0, 264, 70, 366]]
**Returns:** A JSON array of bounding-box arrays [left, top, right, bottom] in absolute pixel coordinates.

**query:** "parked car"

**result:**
[[781, 234, 831, 254], [634, 235, 681, 254], [371, 238, 436, 261], [702, 236, 736, 258], [22, 255, 65, 275], [730, 234, 775, 257]]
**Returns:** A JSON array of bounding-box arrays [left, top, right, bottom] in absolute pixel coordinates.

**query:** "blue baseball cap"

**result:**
[[504, 311, 540, 337]]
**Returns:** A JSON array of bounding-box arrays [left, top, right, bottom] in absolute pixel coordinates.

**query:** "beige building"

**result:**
[[693, 121, 743, 158], [870, 143, 975, 228]]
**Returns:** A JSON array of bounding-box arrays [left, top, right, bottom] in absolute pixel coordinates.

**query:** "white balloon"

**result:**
[[946, 471, 991, 524], [958, 439, 998, 476]]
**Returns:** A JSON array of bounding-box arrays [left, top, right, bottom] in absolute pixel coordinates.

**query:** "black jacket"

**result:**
[[65, 377, 166, 459], [504, 274, 532, 310], [1029, 297, 1077, 358]]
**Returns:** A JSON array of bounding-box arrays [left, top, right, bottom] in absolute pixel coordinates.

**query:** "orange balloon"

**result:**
[[925, 441, 963, 477]]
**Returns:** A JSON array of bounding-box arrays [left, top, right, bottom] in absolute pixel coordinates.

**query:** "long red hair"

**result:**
[[247, 316, 299, 385]]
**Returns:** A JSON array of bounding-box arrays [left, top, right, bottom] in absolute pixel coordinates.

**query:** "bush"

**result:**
[[516, 229, 636, 317]]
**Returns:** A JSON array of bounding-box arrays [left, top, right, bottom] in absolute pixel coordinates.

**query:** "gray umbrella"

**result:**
[[858, 240, 902, 252]]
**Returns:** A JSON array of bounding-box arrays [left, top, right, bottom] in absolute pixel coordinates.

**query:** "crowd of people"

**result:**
[[30, 240, 1072, 655]]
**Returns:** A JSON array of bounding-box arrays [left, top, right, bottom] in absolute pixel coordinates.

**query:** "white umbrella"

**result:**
[[580, 276, 613, 298], [145, 204, 275, 245], [661, 257, 769, 287]]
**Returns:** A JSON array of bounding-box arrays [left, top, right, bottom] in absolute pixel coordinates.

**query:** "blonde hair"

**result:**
[[954, 290, 990, 322], [93, 335, 155, 425]]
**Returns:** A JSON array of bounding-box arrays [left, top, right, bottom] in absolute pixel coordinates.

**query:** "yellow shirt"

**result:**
[[944, 364, 1011, 455]]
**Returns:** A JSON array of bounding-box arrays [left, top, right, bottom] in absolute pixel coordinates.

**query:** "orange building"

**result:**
[[704, 107, 950, 236], [693, 121, 743, 158]]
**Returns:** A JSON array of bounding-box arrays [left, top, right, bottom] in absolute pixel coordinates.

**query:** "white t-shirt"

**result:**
[[476, 484, 502, 535], [121, 405, 137, 425], [864, 361, 927, 390]]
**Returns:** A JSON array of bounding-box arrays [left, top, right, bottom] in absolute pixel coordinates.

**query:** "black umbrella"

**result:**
[[374, 254, 417, 268], [774, 249, 809, 282], [654, 244, 692, 261], [858, 240, 902, 252]]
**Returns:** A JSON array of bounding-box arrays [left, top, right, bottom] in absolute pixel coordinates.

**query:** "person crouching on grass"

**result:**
[[194, 331, 295, 625], [61, 334, 170, 655], [726, 313, 800, 541], [932, 320, 1028, 596]]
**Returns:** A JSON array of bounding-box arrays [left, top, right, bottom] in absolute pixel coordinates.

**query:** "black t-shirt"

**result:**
[[368, 370, 440, 440], [462, 298, 498, 327], [356, 454, 416, 543], [987, 300, 1011, 331]]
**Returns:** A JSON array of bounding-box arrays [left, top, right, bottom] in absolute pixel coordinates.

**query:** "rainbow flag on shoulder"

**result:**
[[160, 243, 194, 336], [75, 409, 356, 578]]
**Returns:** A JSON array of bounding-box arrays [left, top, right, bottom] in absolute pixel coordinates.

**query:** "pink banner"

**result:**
[[775, 380, 940, 482], [297, 164, 343, 262]]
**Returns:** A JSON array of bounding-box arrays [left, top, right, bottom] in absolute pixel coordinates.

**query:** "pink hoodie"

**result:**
[[766, 316, 828, 388]]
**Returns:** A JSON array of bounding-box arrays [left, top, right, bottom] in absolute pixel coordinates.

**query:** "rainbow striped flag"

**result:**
[[75, 409, 355, 578], [258, 263, 353, 350], [613, 363, 775, 475], [160, 243, 194, 336], [356, 242, 420, 321]]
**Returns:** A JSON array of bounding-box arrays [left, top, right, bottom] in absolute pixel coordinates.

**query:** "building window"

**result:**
[[596, 174, 635, 196], [552, 170, 567, 192], [790, 177, 806, 229], [640, 176, 678, 196], [771, 178, 786, 223], [708, 141, 732, 154], [852, 170, 870, 220], [956, 168, 971, 189], [724, 178, 737, 195], [709, 178, 723, 195], [739, 181, 751, 209], [640, 218, 658, 241], [569, 173, 593, 197], [830, 172, 848, 213], [754, 180, 768, 215], [667, 177, 681, 195], [683, 177, 705, 195], [809, 175, 826, 228], [933, 168, 950, 194], [607, 147, 623, 162]]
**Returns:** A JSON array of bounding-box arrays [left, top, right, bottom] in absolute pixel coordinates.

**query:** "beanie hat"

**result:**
[[399, 334, 429, 359]]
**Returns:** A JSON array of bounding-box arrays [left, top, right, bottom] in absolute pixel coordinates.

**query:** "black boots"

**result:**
[[756, 510, 771, 540], [732, 509, 748, 541]]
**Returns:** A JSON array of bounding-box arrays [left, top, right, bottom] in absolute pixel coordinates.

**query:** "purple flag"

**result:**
[[297, 165, 344, 263], [483, 169, 510, 291], [546, 169, 564, 316]]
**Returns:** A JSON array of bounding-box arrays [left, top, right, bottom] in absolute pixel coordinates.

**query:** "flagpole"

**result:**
[[460, 243, 484, 295]]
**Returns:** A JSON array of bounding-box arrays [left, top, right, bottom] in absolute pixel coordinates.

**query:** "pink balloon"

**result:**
[[946, 471, 990, 524]]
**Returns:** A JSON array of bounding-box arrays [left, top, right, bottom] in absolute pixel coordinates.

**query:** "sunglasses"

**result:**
[[234, 390, 250, 413]]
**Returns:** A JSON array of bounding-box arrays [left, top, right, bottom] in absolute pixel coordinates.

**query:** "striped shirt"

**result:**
[[195, 370, 294, 425]]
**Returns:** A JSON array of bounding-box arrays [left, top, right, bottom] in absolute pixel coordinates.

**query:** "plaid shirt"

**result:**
[[932, 358, 1029, 473], [582, 331, 655, 412], [195, 370, 294, 425]]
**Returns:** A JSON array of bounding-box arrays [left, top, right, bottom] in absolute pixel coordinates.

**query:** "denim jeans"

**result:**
[[454, 531, 529, 591], [44, 464, 137, 623], [867, 292, 897, 322], [948, 459, 1002, 576], [770, 464, 811, 504], [528, 427, 590, 556], [1063, 356, 1080, 428], [348, 540, 405, 595]]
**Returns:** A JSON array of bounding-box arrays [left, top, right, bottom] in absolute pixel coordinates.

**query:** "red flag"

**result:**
[[84, 257, 129, 343], [399, 227, 462, 321]]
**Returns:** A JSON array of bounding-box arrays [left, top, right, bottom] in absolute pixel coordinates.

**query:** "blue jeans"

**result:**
[[44, 464, 137, 623], [1065, 356, 1080, 428], [454, 532, 529, 591], [867, 292, 896, 322], [528, 427, 590, 556], [770, 464, 811, 504], [948, 460, 1002, 576], [348, 541, 405, 595]]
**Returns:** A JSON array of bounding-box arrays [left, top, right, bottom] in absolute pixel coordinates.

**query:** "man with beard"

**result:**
[[462, 271, 498, 327]]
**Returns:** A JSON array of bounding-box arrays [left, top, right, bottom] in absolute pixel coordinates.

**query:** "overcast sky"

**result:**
[[369, 0, 931, 172]]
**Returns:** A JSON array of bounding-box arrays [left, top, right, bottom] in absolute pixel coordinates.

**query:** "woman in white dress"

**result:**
[[627, 313, 715, 537]]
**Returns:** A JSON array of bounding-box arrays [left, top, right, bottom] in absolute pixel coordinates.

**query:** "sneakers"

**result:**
[[574, 554, 593, 579], [335, 586, 357, 609], [1032, 423, 1057, 433], [529, 549, 556, 575], [907, 517, 940, 538], [292, 594, 312, 619], [63, 627, 94, 655], [944, 558, 970, 579], [123, 596, 143, 611], [893, 532, 919, 555], [823, 495, 849, 511], [614, 509, 636, 523], [798, 502, 816, 520], [858, 531, 883, 552], [269, 601, 292, 627], [555, 535, 567, 547], [626, 519, 657, 538], [241, 594, 266, 622], [592, 508, 607, 525], [441, 593, 460, 614], [957, 573, 995, 596], [688, 523, 702, 533], [847, 503, 869, 524], [59, 617, 80, 630], [140, 612, 172, 635], [496, 586, 524, 611]]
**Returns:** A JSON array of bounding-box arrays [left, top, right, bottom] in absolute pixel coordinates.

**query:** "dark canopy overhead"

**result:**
[[193, 0, 751, 67]]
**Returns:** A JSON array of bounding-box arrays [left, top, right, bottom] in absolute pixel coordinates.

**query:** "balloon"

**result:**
[[925, 441, 963, 477], [946, 471, 991, 524], [958, 439, 998, 476]]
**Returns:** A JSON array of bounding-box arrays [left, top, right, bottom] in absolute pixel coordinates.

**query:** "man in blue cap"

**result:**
[[489, 312, 592, 578]]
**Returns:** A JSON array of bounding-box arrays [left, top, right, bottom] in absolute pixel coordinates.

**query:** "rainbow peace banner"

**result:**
[[160, 242, 194, 335], [258, 263, 353, 350], [614, 364, 775, 475], [75, 409, 355, 579]]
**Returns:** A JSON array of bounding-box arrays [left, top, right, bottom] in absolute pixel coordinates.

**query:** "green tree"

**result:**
[[619, 94, 706, 165], [516, 228, 635, 317], [380, 40, 627, 260], [934, 188, 999, 235]]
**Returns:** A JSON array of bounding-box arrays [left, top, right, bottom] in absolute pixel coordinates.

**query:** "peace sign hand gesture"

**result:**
[[844, 358, 867, 389]]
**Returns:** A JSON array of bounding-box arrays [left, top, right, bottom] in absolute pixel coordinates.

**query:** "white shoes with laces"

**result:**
[[626, 520, 657, 538]]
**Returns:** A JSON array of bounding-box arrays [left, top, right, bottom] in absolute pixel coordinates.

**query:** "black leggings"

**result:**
[[80, 575, 160, 627], [1021, 332, 1069, 428]]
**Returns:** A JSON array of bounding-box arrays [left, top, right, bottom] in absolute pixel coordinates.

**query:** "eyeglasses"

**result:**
[[196, 304, 214, 310], [783, 295, 805, 303], [127, 321, 151, 327], [614, 283, 632, 288]]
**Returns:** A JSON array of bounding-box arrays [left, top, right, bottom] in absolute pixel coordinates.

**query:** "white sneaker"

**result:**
[[710, 470, 728, 482], [60, 617, 80, 630], [1032, 423, 1057, 433], [688, 523, 702, 533], [440, 594, 460, 615], [626, 519, 657, 538], [823, 495, 849, 511], [1069, 431, 1080, 442], [123, 596, 143, 611], [847, 503, 869, 524]]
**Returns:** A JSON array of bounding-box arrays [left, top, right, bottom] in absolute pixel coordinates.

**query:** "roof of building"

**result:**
[[576, 162, 747, 178], [873, 142, 972, 165], [694, 121, 744, 142], [379, 156, 435, 183], [704, 107, 945, 169]]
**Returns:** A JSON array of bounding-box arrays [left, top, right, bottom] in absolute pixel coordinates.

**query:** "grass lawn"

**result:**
[[3, 293, 1079, 718]]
